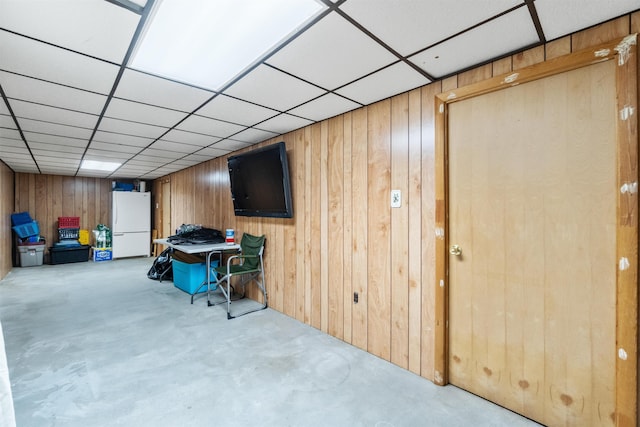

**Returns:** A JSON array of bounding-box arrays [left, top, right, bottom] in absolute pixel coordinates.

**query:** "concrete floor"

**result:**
[[0, 257, 541, 427]]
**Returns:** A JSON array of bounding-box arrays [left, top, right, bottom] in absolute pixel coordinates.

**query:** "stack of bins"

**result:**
[[49, 217, 90, 264], [11, 212, 45, 267]]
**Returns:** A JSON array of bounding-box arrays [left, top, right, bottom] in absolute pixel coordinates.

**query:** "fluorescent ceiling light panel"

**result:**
[[81, 159, 122, 171], [131, 0, 325, 90]]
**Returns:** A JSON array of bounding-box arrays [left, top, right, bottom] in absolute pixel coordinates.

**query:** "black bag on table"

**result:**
[[147, 247, 173, 281]]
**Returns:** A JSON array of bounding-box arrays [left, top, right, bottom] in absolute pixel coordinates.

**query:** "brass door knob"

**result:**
[[449, 244, 462, 256]]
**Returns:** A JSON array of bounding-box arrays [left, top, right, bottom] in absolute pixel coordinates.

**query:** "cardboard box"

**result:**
[[93, 247, 112, 262]]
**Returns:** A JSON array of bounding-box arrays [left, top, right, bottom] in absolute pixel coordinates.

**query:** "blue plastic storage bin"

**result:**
[[13, 221, 39, 238], [11, 212, 33, 226], [172, 259, 219, 295]]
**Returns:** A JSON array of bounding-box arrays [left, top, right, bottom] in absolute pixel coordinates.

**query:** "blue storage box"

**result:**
[[11, 212, 33, 226], [13, 221, 39, 238], [172, 259, 219, 295]]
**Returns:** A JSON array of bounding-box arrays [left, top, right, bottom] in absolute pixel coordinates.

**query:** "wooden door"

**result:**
[[434, 36, 638, 426], [448, 60, 616, 426]]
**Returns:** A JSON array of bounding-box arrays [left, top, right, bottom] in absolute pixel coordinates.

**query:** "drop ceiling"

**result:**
[[0, 0, 638, 179]]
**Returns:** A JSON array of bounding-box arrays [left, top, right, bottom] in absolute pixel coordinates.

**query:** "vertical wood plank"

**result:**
[[513, 45, 545, 70], [342, 111, 353, 344], [545, 36, 571, 60], [571, 16, 629, 51], [458, 63, 493, 87], [310, 123, 322, 330], [320, 121, 329, 333], [421, 82, 441, 382], [407, 88, 422, 375], [327, 116, 344, 339], [390, 93, 410, 369], [351, 106, 368, 351], [367, 99, 391, 361]]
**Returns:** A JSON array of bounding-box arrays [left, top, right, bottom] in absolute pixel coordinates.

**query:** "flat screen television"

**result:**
[[227, 141, 293, 218]]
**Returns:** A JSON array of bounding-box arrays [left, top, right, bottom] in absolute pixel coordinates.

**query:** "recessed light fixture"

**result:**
[[81, 160, 122, 172], [130, 0, 325, 91]]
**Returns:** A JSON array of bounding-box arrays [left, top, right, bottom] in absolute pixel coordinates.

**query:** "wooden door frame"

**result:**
[[433, 35, 638, 424]]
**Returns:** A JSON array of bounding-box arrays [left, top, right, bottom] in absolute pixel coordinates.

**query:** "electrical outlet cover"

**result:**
[[391, 189, 401, 208]]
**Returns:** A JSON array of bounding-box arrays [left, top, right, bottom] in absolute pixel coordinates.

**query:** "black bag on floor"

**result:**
[[147, 248, 173, 281]]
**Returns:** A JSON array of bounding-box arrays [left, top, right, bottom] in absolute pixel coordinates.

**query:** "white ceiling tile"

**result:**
[[88, 142, 142, 155], [336, 62, 431, 105], [0, 115, 16, 129], [162, 129, 221, 146], [0, 0, 139, 63], [211, 139, 252, 152], [409, 7, 539, 78], [0, 72, 108, 114], [138, 148, 186, 160], [126, 157, 167, 167], [267, 12, 398, 90], [21, 131, 85, 148], [98, 117, 169, 139], [38, 167, 78, 176], [181, 153, 215, 164], [0, 128, 21, 140], [536, 0, 640, 41], [0, 137, 27, 150], [30, 143, 85, 155], [34, 156, 82, 166], [176, 115, 246, 138], [224, 65, 325, 112], [171, 158, 203, 167], [0, 101, 10, 115], [93, 131, 154, 148], [104, 98, 188, 127], [340, 0, 523, 56], [197, 95, 278, 126], [9, 99, 99, 129], [197, 146, 231, 157], [289, 93, 362, 121], [150, 139, 201, 153], [84, 149, 135, 161], [230, 128, 279, 144], [0, 31, 120, 94], [115, 69, 215, 112], [17, 118, 92, 139], [256, 114, 314, 135]]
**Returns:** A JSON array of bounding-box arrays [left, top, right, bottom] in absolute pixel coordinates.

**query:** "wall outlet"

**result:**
[[391, 190, 401, 208]]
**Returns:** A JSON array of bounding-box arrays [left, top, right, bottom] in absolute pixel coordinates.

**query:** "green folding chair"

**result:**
[[207, 233, 267, 319]]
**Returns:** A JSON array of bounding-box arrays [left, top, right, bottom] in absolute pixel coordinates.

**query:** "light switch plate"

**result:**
[[391, 189, 401, 208]]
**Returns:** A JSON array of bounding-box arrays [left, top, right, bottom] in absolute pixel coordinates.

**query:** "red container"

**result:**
[[58, 217, 80, 228]]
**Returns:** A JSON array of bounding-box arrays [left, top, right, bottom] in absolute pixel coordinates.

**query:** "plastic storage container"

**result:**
[[172, 259, 219, 294], [13, 221, 39, 239], [58, 217, 80, 228], [11, 212, 32, 226], [18, 244, 45, 267], [58, 228, 80, 241], [49, 245, 90, 265]]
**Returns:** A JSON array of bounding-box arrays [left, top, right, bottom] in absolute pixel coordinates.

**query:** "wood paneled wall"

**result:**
[[0, 161, 14, 280], [154, 12, 640, 385], [13, 174, 113, 262]]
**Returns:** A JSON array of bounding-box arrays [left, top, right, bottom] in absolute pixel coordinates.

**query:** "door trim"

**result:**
[[433, 34, 638, 424]]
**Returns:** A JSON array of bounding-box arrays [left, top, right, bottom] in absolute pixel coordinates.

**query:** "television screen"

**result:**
[[227, 141, 293, 218]]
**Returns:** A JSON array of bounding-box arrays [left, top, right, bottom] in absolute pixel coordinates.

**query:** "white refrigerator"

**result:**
[[112, 191, 151, 259]]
